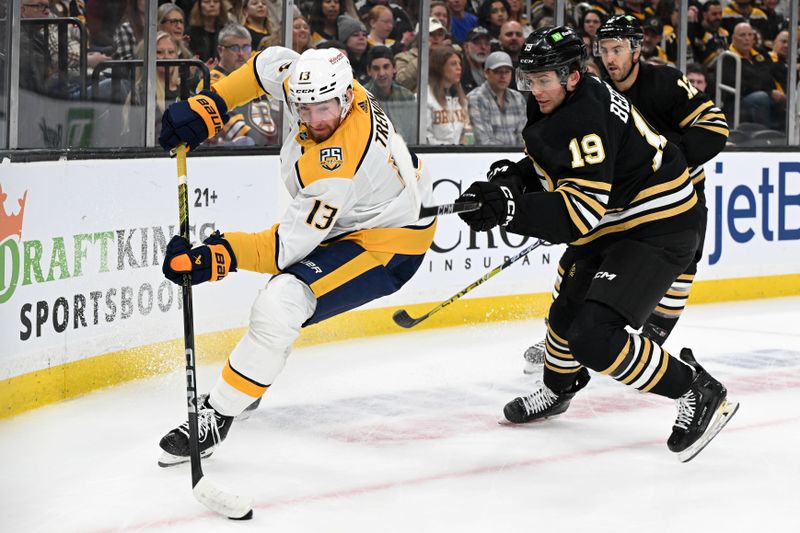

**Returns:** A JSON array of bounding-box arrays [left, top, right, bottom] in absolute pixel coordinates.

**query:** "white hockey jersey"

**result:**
[[211, 47, 436, 275]]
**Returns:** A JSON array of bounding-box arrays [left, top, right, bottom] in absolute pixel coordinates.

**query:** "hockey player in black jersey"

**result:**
[[521, 15, 730, 373], [456, 26, 738, 461]]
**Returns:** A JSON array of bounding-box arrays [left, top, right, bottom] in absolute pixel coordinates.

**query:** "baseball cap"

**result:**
[[643, 17, 663, 35], [484, 51, 513, 70], [428, 17, 446, 34], [466, 26, 491, 42]]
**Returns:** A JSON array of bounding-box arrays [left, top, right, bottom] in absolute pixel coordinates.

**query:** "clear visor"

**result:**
[[594, 37, 636, 58], [515, 68, 564, 92], [292, 98, 342, 125]]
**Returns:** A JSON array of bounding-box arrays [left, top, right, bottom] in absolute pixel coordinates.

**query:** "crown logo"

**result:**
[[0, 183, 28, 242]]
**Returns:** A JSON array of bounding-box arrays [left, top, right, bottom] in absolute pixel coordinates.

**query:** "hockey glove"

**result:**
[[487, 159, 524, 185], [457, 181, 519, 232], [159, 90, 229, 152], [162, 231, 237, 285]]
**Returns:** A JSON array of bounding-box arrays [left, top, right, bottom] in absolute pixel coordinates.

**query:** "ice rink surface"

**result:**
[[1, 297, 799, 533]]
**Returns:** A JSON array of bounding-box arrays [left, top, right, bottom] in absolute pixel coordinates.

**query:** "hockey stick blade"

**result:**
[[193, 476, 254, 520], [392, 309, 424, 328], [677, 399, 740, 463], [419, 200, 481, 219]]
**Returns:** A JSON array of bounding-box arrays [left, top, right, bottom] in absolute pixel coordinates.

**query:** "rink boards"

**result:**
[[0, 151, 798, 417]]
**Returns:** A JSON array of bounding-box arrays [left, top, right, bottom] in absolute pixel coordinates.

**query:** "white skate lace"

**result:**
[[176, 408, 222, 444], [674, 392, 697, 430], [520, 384, 559, 415]]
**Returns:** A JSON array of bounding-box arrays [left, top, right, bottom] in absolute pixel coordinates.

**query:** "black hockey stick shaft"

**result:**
[[392, 239, 545, 328], [419, 200, 481, 218], [174, 144, 204, 487]]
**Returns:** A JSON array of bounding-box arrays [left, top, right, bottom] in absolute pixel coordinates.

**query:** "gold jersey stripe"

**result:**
[[557, 189, 592, 235], [558, 183, 607, 216], [212, 54, 267, 109], [338, 221, 437, 256], [571, 192, 697, 246], [222, 360, 268, 398], [641, 349, 671, 393], [679, 100, 713, 128], [309, 250, 394, 298], [545, 361, 583, 374], [547, 322, 569, 345], [632, 169, 690, 203], [225, 224, 280, 274], [602, 336, 631, 376], [620, 337, 653, 385]]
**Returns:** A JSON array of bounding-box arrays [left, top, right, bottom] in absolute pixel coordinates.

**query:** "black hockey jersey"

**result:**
[[618, 62, 729, 187], [509, 75, 700, 248]]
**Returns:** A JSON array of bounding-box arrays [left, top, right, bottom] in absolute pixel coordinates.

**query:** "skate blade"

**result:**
[[157, 448, 214, 468], [522, 363, 542, 375], [677, 399, 740, 463]]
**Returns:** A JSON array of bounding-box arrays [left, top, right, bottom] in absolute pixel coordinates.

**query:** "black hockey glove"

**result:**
[[457, 181, 519, 232], [159, 90, 229, 152], [487, 159, 524, 186], [162, 231, 237, 285]]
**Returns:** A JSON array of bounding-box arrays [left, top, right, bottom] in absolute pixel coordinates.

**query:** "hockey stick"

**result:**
[[392, 239, 546, 328], [173, 145, 253, 520], [389, 132, 482, 220]]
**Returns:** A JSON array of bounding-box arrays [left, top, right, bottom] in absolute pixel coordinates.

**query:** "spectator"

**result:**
[[769, 29, 797, 96], [723, 21, 784, 128], [125, 32, 184, 138], [310, 0, 344, 47], [447, 0, 479, 45], [338, 15, 370, 83], [692, 0, 729, 66], [159, 3, 194, 59], [505, 0, 531, 33], [621, 0, 654, 22], [761, 0, 787, 49], [721, 0, 770, 46], [188, 0, 232, 62], [461, 26, 491, 93], [426, 45, 469, 144], [530, 0, 554, 29], [113, 0, 146, 60], [363, 45, 416, 140], [466, 50, 525, 145], [580, 9, 605, 41], [431, 1, 450, 31], [292, 15, 313, 54], [365, 4, 406, 55], [496, 20, 524, 89], [685, 62, 711, 96], [202, 23, 277, 145], [641, 16, 668, 63], [394, 17, 450, 91], [242, 0, 278, 49], [477, 0, 510, 39], [19, 0, 53, 94]]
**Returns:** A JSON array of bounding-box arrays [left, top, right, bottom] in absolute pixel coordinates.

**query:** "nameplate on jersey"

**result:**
[[320, 147, 344, 171]]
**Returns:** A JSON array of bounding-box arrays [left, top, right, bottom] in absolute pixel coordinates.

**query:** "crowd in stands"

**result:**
[[14, 0, 800, 147]]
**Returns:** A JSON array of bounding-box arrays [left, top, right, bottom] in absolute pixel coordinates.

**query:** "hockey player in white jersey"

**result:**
[[156, 46, 437, 466]]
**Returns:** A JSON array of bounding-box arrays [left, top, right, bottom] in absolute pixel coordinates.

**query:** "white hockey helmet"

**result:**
[[288, 48, 354, 121]]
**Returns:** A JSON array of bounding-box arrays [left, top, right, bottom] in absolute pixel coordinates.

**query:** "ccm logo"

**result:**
[[594, 271, 617, 281]]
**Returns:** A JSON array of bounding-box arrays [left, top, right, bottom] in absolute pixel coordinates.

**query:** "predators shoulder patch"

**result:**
[[320, 147, 343, 171]]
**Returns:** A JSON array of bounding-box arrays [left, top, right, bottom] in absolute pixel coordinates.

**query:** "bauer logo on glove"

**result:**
[[162, 231, 238, 285]]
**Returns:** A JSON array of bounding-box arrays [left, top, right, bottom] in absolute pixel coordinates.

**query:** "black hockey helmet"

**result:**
[[595, 15, 644, 55], [517, 26, 586, 88]]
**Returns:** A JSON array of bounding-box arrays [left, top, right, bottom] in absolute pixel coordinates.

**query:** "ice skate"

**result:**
[[668, 348, 739, 462], [522, 339, 546, 374], [158, 395, 234, 467], [197, 393, 262, 421], [503, 367, 590, 424]]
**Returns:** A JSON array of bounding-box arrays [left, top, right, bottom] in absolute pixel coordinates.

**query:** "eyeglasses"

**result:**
[[161, 18, 184, 26], [23, 3, 50, 12], [220, 44, 252, 53]]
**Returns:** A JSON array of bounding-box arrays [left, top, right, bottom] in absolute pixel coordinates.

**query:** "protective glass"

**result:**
[[293, 99, 342, 125]]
